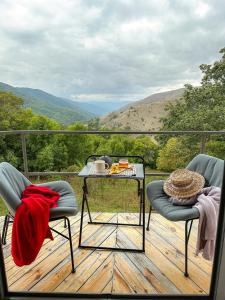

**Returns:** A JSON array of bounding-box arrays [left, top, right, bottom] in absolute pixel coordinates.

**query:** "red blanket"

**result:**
[[11, 185, 60, 266]]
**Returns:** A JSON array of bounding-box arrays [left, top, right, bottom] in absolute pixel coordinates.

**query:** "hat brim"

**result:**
[[163, 171, 205, 198]]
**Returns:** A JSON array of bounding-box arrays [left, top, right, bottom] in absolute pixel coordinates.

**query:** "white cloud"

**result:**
[[195, 1, 210, 18], [0, 0, 224, 101]]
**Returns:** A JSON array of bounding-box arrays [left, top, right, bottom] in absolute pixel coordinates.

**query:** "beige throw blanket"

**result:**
[[194, 186, 221, 260], [169, 186, 221, 260]]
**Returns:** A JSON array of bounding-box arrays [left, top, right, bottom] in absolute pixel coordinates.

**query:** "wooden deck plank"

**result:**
[[77, 254, 114, 293], [8, 213, 116, 291], [114, 252, 157, 294], [121, 212, 211, 273], [119, 226, 206, 294], [112, 267, 133, 294], [34, 220, 117, 292], [54, 235, 116, 293], [118, 219, 210, 293], [149, 214, 212, 271], [151, 214, 200, 251], [101, 278, 113, 294], [120, 213, 212, 276], [116, 230, 180, 294], [0, 213, 212, 295]]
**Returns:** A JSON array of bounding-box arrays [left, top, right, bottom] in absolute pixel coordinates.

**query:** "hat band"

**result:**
[[172, 178, 192, 187], [170, 180, 195, 191]]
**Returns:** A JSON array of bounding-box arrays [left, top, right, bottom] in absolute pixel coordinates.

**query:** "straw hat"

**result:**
[[163, 169, 205, 198]]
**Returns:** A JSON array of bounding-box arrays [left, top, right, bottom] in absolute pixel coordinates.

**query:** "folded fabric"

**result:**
[[194, 186, 221, 260], [169, 186, 221, 260], [168, 195, 198, 206], [11, 184, 60, 266]]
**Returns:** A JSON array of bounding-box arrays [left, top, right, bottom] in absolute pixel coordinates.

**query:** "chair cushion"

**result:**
[[146, 180, 200, 221], [37, 181, 78, 219], [146, 154, 224, 222], [186, 154, 224, 188]]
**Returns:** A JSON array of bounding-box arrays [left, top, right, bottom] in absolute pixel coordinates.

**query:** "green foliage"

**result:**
[[0, 91, 23, 130], [26, 114, 61, 171], [0, 82, 95, 124], [63, 123, 95, 165], [156, 137, 198, 171], [51, 136, 69, 170], [159, 47, 225, 166], [205, 139, 225, 160], [95, 135, 131, 158], [200, 47, 225, 87], [0, 92, 33, 168], [162, 84, 225, 131], [35, 145, 54, 171], [87, 117, 100, 130], [162, 48, 225, 132], [128, 136, 159, 168]]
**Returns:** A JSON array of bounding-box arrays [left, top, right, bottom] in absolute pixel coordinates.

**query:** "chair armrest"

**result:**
[[146, 180, 167, 205]]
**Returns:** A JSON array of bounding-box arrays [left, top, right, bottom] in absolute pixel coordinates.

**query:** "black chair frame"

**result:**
[[1, 213, 75, 273], [146, 206, 199, 277]]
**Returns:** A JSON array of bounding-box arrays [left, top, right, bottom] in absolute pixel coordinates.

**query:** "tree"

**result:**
[[51, 136, 69, 170], [205, 140, 225, 160], [201, 47, 225, 87], [0, 92, 24, 130], [64, 122, 94, 165], [156, 137, 199, 171], [96, 135, 134, 156], [162, 47, 225, 132], [34, 145, 54, 171], [0, 92, 33, 168], [160, 47, 225, 163], [26, 115, 61, 171], [87, 117, 100, 130], [128, 136, 159, 168]]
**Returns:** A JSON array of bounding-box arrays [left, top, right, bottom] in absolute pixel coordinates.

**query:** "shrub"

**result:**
[[156, 137, 198, 171]]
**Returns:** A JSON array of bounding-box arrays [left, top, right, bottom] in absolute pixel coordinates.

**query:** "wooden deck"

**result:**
[[1, 213, 212, 295]]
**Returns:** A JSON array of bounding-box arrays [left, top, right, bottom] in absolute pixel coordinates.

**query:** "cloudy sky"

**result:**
[[0, 0, 225, 102]]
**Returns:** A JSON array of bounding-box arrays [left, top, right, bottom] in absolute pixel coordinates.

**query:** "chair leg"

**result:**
[[2, 215, 10, 245], [65, 217, 75, 273], [64, 218, 67, 228], [184, 219, 193, 277], [146, 206, 152, 231]]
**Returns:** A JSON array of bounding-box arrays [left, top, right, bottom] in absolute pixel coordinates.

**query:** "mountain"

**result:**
[[101, 88, 184, 130], [0, 82, 131, 123], [0, 82, 96, 124]]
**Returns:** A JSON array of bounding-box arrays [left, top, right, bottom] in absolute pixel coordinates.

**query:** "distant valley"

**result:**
[[0, 82, 184, 129], [0, 82, 130, 124]]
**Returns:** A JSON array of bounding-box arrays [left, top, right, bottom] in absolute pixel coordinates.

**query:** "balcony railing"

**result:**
[[0, 130, 224, 178]]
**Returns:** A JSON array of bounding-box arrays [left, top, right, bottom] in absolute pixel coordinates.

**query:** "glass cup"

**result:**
[[119, 159, 129, 168]]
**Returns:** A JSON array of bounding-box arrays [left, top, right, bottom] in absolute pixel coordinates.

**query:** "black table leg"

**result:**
[[83, 178, 92, 223], [78, 184, 86, 247], [79, 174, 145, 252]]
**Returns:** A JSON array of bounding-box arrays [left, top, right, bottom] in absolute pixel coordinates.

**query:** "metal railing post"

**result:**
[[21, 134, 29, 178]]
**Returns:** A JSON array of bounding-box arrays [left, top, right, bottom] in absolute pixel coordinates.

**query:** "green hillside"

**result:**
[[0, 82, 95, 124]]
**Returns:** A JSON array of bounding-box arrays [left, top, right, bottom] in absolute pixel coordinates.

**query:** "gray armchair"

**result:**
[[0, 162, 78, 273], [146, 154, 224, 277]]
